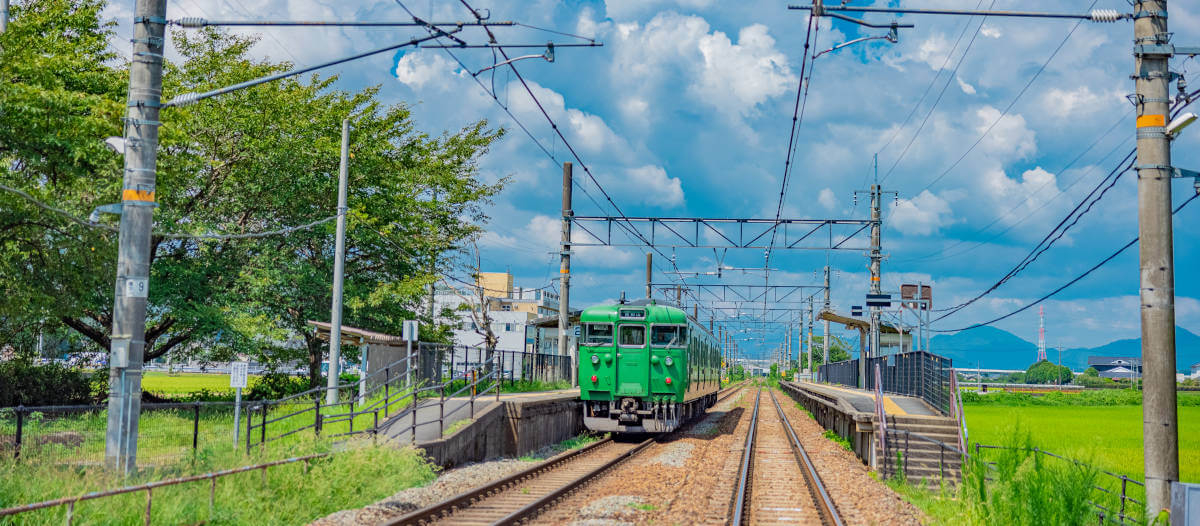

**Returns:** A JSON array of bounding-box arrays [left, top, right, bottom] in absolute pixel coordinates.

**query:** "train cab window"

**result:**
[[618, 325, 646, 347], [650, 325, 688, 347], [582, 323, 614, 346]]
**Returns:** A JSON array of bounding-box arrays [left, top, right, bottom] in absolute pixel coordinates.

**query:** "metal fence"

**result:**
[[1, 345, 574, 466], [817, 350, 954, 415]]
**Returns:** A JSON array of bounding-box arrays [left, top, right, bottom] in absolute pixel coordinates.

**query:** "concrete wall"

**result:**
[[416, 393, 582, 468]]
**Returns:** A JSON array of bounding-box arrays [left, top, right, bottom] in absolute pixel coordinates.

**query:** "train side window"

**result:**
[[650, 325, 688, 347], [582, 323, 614, 346], [618, 325, 645, 347]]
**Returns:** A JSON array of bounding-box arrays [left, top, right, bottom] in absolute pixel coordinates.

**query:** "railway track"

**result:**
[[732, 387, 843, 526], [388, 383, 746, 526]]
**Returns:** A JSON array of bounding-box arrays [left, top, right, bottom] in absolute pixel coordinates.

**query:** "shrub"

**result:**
[[0, 359, 98, 406], [245, 373, 312, 401]]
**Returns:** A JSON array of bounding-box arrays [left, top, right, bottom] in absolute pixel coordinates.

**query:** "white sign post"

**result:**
[[403, 320, 418, 388], [230, 361, 249, 446]]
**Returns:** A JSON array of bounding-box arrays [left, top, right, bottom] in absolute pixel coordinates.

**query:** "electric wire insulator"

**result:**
[[1089, 9, 1123, 23], [175, 17, 206, 28], [166, 92, 200, 108]]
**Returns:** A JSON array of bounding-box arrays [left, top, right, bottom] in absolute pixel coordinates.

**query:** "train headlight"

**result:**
[[591, 354, 600, 365], [664, 356, 673, 366]]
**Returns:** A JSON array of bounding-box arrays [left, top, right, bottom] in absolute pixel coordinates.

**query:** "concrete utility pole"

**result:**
[[862, 183, 882, 388], [807, 298, 814, 375], [1135, 0, 1178, 514], [559, 162, 575, 387], [326, 119, 350, 406], [823, 265, 831, 365], [104, 0, 167, 475], [1, 0, 8, 34], [645, 253, 652, 299]]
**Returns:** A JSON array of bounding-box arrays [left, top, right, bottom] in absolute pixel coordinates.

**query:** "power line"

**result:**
[[911, 0, 1099, 194], [934, 193, 1199, 333], [877, 0, 992, 185], [931, 149, 1134, 319]]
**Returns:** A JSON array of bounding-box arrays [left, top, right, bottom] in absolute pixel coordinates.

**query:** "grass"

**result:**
[[630, 502, 657, 511], [965, 404, 1200, 484], [443, 418, 473, 435], [0, 436, 436, 524], [517, 432, 605, 462], [962, 388, 1200, 407], [140, 372, 261, 398], [888, 428, 1115, 525]]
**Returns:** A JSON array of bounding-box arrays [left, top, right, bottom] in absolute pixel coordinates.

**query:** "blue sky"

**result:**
[[105, 0, 1200, 357]]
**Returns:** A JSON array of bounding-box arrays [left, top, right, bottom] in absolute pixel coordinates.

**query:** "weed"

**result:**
[[631, 502, 658, 511], [443, 418, 473, 435], [822, 429, 853, 452]]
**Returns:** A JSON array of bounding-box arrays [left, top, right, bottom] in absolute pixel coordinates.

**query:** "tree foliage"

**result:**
[[1024, 360, 1074, 385], [0, 1, 505, 388]]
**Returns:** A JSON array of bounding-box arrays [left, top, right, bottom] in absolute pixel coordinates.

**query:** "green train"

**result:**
[[578, 299, 720, 433]]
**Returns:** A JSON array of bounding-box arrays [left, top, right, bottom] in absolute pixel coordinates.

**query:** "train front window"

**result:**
[[582, 323, 614, 346], [651, 325, 687, 347], [619, 325, 645, 347]]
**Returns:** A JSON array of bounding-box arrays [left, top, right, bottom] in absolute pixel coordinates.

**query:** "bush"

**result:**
[[0, 359, 99, 406], [245, 373, 312, 401]]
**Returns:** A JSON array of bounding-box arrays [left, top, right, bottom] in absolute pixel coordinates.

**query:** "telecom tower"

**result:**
[[1037, 306, 1047, 362]]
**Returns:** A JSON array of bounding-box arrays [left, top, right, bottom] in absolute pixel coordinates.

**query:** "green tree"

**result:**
[[0, 2, 504, 389], [1084, 367, 1099, 377], [1025, 360, 1074, 385]]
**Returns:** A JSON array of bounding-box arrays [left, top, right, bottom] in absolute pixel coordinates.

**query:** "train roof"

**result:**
[[580, 301, 716, 339]]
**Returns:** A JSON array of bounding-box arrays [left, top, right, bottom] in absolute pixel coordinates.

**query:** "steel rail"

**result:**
[[731, 388, 761, 525], [769, 389, 844, 526], [392, 383, 740, 525]]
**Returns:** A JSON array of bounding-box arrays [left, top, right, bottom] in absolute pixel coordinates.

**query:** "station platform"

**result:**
[[789, 380, 940, 417], [383, 388, 578, 444]]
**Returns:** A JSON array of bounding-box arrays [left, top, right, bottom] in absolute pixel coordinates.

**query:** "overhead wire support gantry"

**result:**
[[570, 216, 873, 251]]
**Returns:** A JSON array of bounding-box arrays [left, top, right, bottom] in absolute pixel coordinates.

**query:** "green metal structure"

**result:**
[[578, 299, 719, 432]]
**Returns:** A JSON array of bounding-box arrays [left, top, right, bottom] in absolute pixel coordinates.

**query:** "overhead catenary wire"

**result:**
[[933, 193, 1200, 333]]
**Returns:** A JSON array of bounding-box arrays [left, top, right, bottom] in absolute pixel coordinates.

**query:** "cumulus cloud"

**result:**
[[611, 13, 794, 120], [975, 106, 1036, 160], [891, 190, 957, 236], [1039, 86, 1114, 119], [818, 188, 837, 211], [980, 166, 1064, 230], [956, 75, 977, 95], [506, 80, 623, 154], [392, 51, 458, 91], [621, 165, 685, 207]]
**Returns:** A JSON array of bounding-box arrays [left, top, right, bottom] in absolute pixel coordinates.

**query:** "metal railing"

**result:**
[[0, 453, 329, 525], [817, 350, 954, 415]]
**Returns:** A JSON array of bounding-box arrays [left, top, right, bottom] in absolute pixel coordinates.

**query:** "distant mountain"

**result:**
[[929, 325, 1200, 373]]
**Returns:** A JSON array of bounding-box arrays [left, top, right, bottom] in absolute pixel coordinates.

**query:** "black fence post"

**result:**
[[384, 366, 391, 418], [192, 403, 201, 453], [314, 398, 322, 437], [260, 404, 267, 447], [14, 406, 24, 460], [245, 405, 252, 454]]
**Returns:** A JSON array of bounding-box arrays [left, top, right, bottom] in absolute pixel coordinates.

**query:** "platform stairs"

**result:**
[[872, 366, 968, 487]]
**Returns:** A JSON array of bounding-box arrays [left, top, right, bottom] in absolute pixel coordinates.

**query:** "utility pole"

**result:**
[[823, 265, 831, 365], [104, 0, 167, 475], [1135, 1, 1178, 515], [559, 162, 575, 387], [807, 298, 814, 376], [645, 253, 652, 299], [326, 119, 350, 406], [1, 0, 8, 34]]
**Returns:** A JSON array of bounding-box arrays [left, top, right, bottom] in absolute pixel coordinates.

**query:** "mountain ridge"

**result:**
[[928, 325, 1200, 372]]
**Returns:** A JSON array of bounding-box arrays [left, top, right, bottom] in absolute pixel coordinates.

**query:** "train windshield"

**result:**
[[651, 325, 688, 347], [582, 323, 614, 346], [619, 325, 645, 347]]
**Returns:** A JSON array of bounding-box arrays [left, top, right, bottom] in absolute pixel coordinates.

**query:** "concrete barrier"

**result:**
[[416, 393, 582, 468]]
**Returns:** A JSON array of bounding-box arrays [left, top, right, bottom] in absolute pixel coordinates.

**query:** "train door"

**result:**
[[615, 323, 648, 397]]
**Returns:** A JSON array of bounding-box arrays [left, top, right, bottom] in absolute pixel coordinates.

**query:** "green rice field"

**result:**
[[141, 371, 261, 397], [965, 404, 1200, 483]]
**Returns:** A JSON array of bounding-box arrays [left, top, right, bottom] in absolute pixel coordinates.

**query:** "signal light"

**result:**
[[591, 375, 598, 383], [665, 377, 672, 385]]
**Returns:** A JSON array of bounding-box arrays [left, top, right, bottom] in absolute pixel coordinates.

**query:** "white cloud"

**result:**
[[692, 24, 795, 117], [891, 190, 956, 236], [956, 75, 977, 95], [622, 165, 684, 207], [980, 25, 1002, 38], [978, 166, 1067, 232], [818, 188, 837, 211], [392, 52, 457, 91], [1039, 86, 1109, 119], [506, 80, 623, 154], [975, 106, 1036, 160]]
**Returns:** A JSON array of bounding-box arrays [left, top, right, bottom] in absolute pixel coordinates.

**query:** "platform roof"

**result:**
[[307, 321, 405, 346]]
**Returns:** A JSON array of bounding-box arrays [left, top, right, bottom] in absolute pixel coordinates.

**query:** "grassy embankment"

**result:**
[[0, 435, 436, 525], [888, 389, 1200, 524]]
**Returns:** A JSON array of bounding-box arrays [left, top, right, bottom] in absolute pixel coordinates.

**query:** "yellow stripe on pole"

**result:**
[[122, 189, 155, 202], [1136, 114, 1166, 128]]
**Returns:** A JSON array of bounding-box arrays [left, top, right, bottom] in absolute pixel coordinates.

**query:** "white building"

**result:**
[[433, 272, 563, 353]]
